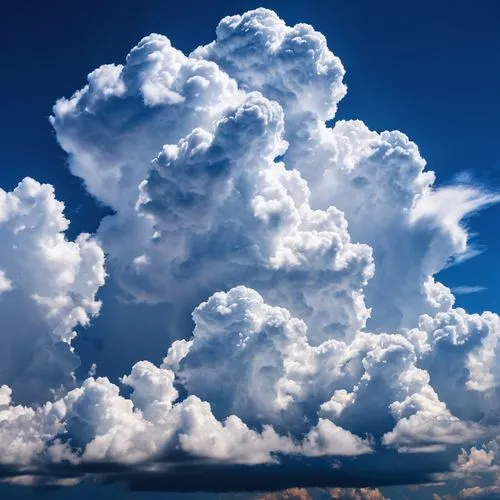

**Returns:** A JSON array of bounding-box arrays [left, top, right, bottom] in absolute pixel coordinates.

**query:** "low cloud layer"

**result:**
[[1, 7, 499, 493]]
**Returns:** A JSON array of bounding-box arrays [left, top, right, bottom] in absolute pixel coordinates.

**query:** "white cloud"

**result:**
[[0, 5, 498, 492], [192, 8, 347, 121], [0, 178, 105, 403], [301, 418, 372, 457], [0, 384, 66, 465], [452, 286, 487, 295], [0, 270, 13, 294], [169, 286, 316, 422], [198, 17, 499, 334], [454, 447, 497, 474], [51, 34, 244, 211]]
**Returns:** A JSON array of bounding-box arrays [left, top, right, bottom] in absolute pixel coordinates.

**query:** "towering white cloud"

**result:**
[[0, 6, 498, 493], [131, 92, 373, 344], [196, 12, 499, 334]]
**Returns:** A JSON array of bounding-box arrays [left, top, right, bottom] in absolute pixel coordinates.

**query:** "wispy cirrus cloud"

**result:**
[[451, 286, 487, 295]]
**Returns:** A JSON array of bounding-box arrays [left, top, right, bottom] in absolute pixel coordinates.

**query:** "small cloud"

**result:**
[[452, 286, 487, 295], [445, 246, 485, 269]]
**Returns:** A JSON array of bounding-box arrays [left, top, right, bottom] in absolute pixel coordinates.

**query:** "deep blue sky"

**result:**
[[1, 1, 499, 496]]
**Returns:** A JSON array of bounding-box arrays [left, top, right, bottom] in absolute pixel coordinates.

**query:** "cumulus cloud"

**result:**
[[454, 447, 497, 475], [0, 5, 499, 494], [50, 34, 244, 211], [0, 178, 105, 402], [0, 288, 374, 468]]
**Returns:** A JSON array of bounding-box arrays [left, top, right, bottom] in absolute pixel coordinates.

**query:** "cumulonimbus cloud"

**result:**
[[1, 7, 499, 493]]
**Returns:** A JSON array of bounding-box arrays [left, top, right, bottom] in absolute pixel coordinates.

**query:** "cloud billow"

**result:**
[[1, 7, 499, 492]]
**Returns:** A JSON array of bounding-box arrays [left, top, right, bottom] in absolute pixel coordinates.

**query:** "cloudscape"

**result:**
[[1, 4, 500, 499]]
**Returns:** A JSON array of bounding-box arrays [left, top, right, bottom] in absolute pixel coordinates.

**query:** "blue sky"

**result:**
[[1, 1, 500, 499]]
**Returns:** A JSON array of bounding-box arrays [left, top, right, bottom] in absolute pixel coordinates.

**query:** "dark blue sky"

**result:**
[[1, 1, 499, 497]]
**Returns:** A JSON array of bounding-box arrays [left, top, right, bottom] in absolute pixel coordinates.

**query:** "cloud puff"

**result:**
[[50, 34, 244, 211], [0, 384, 66, 465], [0, 5, 499, 494], [0, 178, 105, 403], [192, 8, 347, 121]]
